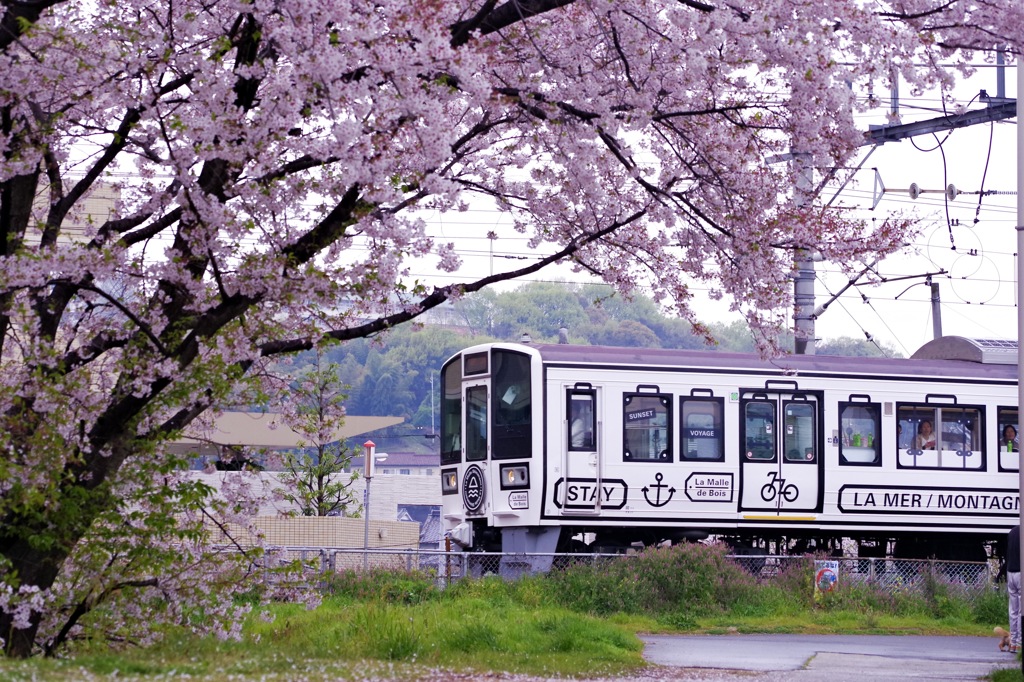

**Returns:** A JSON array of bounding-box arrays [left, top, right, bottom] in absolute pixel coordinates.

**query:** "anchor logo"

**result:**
[[642, 472, 675, 507]]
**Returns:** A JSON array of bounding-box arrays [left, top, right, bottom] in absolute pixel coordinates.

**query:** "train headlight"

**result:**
[[499, 464, 529, 490], [441, 468, 458, 495]]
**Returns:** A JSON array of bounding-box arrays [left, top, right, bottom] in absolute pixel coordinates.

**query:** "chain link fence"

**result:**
[[727, 554, 994, 596], [266, 546, 996, 598]]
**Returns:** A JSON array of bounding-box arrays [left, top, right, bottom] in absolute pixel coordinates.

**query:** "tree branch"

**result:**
[[450, 0, 577, 47], [0, 0, 67, 51], [259, 208, 649, 355]]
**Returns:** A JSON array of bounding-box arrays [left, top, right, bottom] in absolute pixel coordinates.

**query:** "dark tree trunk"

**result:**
[[0, 539, 67, 658]]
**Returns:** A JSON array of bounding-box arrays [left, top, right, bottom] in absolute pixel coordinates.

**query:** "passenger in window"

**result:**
[[1002, 425, 1019, 453], [915, 420, 936, 450]]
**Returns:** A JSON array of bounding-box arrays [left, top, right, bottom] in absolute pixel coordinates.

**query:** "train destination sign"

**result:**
[[685, 472, 734, 502], [552, 477, 628, 510], [838, 485, 1020, 515]]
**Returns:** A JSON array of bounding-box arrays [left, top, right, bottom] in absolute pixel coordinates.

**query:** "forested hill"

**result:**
[[292, 283, 898, 443]]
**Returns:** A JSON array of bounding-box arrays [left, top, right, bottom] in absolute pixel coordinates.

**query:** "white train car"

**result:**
[[439, 337, 1020, 563]]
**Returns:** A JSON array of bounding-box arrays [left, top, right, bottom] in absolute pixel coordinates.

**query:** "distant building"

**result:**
[[350, 451, 439, 478], [398, 504, 443, 548], [175, 413, 442, 543]]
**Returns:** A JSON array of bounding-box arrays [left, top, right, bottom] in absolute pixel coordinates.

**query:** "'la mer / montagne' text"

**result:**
[[837, 485, 1019, 515]]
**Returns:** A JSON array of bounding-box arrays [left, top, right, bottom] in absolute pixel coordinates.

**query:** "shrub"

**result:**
[[974, 586, 1008, 626], [546, 541, 758, 618]]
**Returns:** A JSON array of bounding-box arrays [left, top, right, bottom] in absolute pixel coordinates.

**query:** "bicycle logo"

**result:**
[[760, 470, 798, 503]]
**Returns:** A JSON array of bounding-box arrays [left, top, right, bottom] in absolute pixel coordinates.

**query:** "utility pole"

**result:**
[[792, 64, 1016, 354], [929, 279, 943, 340], [793, 152, 817, 355]]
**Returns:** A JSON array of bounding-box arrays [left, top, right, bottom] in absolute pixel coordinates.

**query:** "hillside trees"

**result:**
[[0, 0, 1014, 657], [324, 284, 895, 432]]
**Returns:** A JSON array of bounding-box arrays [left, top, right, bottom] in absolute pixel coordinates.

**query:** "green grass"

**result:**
[[0, 548, 1013, 680], [0, 599, 643, 681]]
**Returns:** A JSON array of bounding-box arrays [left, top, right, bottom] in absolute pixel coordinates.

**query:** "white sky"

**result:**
[[406, 62, 1022, 358]]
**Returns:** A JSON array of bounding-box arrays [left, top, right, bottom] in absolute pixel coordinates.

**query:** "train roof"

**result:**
[[523, 335, 1019, 383]]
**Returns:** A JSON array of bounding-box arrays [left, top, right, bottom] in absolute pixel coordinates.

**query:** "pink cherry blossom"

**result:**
[[0, 0, 1018, 657]]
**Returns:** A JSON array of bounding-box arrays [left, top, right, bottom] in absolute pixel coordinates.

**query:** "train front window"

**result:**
[[440, 359, 462, 465], [839, 402, 880, 466], [743, 402, 776, 461], [681, 398, 724, 461], [466, 385, 488, 461], [491, 350, 532, 460], [623, 391, 671, 461]]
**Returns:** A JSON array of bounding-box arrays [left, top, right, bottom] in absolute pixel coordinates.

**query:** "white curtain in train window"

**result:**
[[681, 399, 723, 460], [623, 393, 671, 461], [568, 390, 596, 451]]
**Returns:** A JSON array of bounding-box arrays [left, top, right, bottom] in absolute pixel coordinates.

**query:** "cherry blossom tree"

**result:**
[[0, 0, 1019, 657]]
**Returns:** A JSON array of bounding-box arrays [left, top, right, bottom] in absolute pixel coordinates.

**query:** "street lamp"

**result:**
[[362, 440, 388, 571]]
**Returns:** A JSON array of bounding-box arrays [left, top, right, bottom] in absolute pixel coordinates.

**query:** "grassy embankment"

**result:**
[[0, 542, 1014, 681]]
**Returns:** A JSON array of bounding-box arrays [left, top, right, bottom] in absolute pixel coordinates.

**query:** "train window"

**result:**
[[680, 397, 724, 461], [897, 404, 984, 470], [783, 401, 816, 462], [897, 406, 937, 467], [743, 401, 776, 461], [440, 359, 462, 465], [998, 407, 1019, 472], [491, 350, 532, 460], [466, 385, 488, 461], [464, 351, 488, 376], [623, 392, 672, 461], [839, 402, 881, 466], [568, 389, 596, 451]]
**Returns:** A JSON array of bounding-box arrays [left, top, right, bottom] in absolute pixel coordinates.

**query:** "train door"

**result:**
[[739, 384, 823, 513], [560, 383, 601, 515], [462, 379, 490, 517]]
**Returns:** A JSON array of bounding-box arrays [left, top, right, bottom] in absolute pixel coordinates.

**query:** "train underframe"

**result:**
[[465, 520, 1002, 564]]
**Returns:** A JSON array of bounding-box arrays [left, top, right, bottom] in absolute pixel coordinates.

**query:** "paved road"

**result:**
[[639, 634, 1017, 681]]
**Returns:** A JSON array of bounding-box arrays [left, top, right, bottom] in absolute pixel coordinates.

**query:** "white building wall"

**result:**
[[192, 471, 441, 520]]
